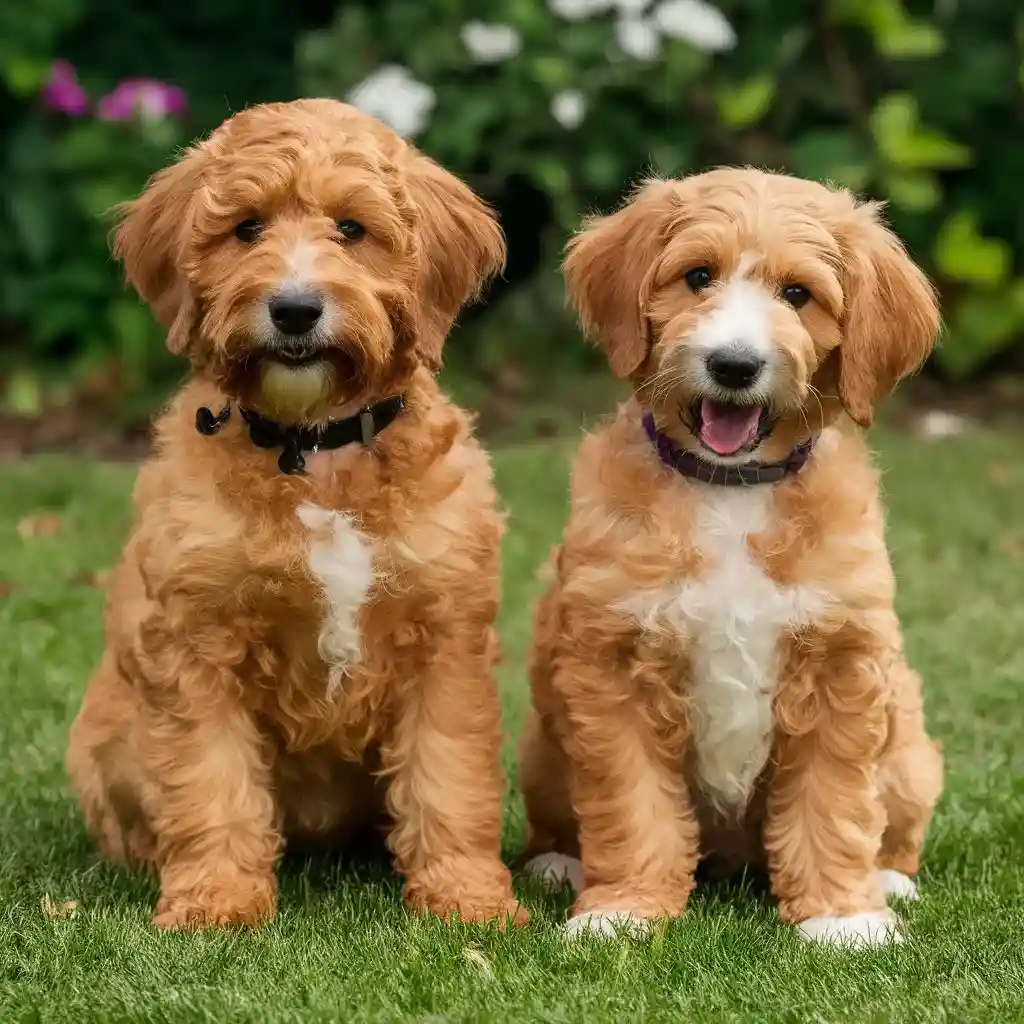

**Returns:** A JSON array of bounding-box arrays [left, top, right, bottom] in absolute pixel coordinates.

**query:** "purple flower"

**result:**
[[42, 61, 89, 116], [96, 78, 188, 122]]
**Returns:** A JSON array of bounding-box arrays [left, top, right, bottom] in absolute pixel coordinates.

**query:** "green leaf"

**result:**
[[877, 20, 945, 59], [935, 286, 1024, 377], [530, 56, 574, 91], [888, 131, 972, 170], [533, 157, 572, 198], [1, 369, 43, 416], [833, 0, 943, 59], [831, 0, 900, 38], [1007, 279, 1024, 319], [0, 54, 51, 95], [934, 211, 1011, 286], [715, 75, 776, 129], [883, 169, 941, 212], [661, 43, 710, 87], [870, 94, 972, 170], [870, 92, 915, 141]]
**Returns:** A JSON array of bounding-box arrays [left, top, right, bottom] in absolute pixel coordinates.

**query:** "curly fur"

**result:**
[[519, 168, 944, 943], [66, 99, 525, 930]]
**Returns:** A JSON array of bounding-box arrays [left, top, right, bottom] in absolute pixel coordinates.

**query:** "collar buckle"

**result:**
[[197, 395, 405, 475], [359, 408, 375, 447]]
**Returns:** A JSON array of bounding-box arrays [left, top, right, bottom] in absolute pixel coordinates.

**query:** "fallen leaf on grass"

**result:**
[[462, 947, 494, 978], [999, 536, 1024, 564], [17, 513, 63, 539], [987, 462, 1013, 487], [0, 580, 13, 597], [40, 894, 80, 920]]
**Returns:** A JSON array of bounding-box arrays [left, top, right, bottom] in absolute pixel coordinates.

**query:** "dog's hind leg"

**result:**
[[67, 653, 156, 870], [876, 663, 943, 901], [517, 569, 583, 890], [518, 708, 582, 890]]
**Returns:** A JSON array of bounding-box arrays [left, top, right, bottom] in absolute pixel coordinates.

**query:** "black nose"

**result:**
[[706, 348, 766, 390], [269, 292, 323, 335]]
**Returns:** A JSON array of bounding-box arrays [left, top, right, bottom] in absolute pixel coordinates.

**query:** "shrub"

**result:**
[[0, 0, 328, 414], [1, 0, 1022, 416], [1, 70, 188, 414], [300, 0, 1024, 381]]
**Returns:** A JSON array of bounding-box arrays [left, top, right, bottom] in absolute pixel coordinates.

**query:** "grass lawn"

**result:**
[[2, 426, 1024, 1022]]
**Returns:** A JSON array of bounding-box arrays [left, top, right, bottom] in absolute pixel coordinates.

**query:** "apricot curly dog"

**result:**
[[519, 169, 943, 947], [67, 99, 526, 930]]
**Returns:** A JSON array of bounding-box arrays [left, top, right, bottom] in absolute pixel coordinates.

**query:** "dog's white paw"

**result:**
[[878, 869, 919, 902], [562, 909, 651, 940], [522, 853, 583, 893], [797, 909, 903, 948]]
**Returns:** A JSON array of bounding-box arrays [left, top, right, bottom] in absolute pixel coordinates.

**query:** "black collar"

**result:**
[[642, 412, 813, 486], [195, 395, 405, 475]]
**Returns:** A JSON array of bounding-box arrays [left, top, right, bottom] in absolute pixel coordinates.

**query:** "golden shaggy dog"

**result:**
[[519, 169, 943, 946], [66, 98, 527, 930]]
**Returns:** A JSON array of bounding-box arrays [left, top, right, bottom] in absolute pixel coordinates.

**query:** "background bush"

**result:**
[[2, 0, 1022, 417]]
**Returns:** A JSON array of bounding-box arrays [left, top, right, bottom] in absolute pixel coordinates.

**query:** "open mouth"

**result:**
[[268, 345, 323, 368], [691, 398, 774, 457]]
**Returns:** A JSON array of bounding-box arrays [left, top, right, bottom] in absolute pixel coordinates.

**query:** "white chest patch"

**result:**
[[619, 487, 825, 812], [297, 504, 375, 691]]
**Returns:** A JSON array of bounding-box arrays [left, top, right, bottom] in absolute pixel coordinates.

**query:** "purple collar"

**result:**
[[642, 412, 813, 486]]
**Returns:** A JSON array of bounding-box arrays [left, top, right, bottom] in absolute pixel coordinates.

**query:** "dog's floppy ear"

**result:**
[[404, 152, 506, 371], [563, 179, 679, 379], [836, 202, 940, 427], [113, 144, 207, 355]]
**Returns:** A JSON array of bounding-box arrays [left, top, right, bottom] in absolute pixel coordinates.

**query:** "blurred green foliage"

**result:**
[[0, 0, 328, 414], [2, 0, 1023, 415]]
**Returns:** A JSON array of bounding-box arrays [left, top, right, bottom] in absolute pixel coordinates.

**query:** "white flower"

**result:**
[[615, 15, 662, 61], [551, 89, 587, 129], [548, 0, 615, 20], [346, 64, 436, 138], [460, 21, 522, 64], [613, 0, 651, 13], [916, 409, 971, 440], [652, 0, 737, 53]]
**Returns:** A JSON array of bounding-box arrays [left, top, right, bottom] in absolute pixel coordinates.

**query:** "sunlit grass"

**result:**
[[1, 426, 1022, 1021]]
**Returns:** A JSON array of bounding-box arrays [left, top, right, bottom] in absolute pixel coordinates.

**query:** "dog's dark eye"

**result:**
[[335, 219, 366, 242], [235, 218, 263, 244], [782, 284, 812, 308], [684, 266, 713, 292]]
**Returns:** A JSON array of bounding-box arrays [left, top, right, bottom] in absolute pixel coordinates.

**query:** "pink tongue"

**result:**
[[699, 399, 761, 455]]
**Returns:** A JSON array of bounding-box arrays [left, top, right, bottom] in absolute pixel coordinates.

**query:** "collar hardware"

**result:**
[[194, 395, 405, 475], [642, 412, 813, 486]]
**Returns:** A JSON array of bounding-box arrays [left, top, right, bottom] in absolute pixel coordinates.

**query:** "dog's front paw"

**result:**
[[563, 909, 652, 940], [410, 890, 529, 928], [152, 875, 277, 931], [523, 852, 583, 892], [878, 868, 919, 902], [457, 895, 530, 928], [405, 858, 529, 928], [797, 909, 902, 948]]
